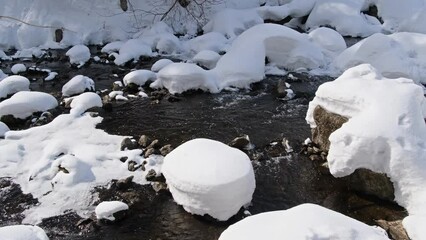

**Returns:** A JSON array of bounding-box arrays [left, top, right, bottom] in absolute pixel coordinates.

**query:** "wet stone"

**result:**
[[138, 135, 150, 148], [144, 148, 155, 158], [229, 135, 250, 150], [160, 144, 173, 156], [127, 161, 138, 172], [146, 169, 166, 182], [121, 137, 139, 151], [116, 176, 134, 191]]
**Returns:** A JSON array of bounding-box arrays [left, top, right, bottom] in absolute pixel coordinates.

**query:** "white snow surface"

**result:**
[[11, 63, 27, 74], [0, 225, 49, 240], [0, 121, 9, 137], [0, 75, 30, 99], [334, 32, 426, 84], [0, 49, 11, 60], [0, 69, 7, 81], [219, 203, 389, 240], [66, 45, 90, 67], [69, 92, 102, 116], [162, 138, 256, 221], [0, 91, 58, 119], [306, 64, 426, 240], [95, 201, 129, 221], [192, 50, 221, 69], [151, 59, 174, 72], [308, 27, 347, 55], [114, 39, 152, 66], [62, 75, 95, 97], [123, 70, 157, 86], [101, 41, 124, 54], [186, 32, 229, 54]]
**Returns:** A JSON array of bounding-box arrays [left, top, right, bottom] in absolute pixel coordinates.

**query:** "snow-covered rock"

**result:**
[[308, 27, 347, 55], [66, 45, 90, 67], [162, 138, 255, 221], [123, 70, 157, 86], [151, 59, 174, 72], [219, 204, 389, 240], [62, 75, 95, 97], [306, 64, 426, 240], [95, 201, 129, 221], [69, 92, 102, 115], [114, 39, 152, 66], [0, 121, 9, 137], [156, 63, 219, 94], [334, 32, 426, 84], [0, 49, 11, 60], [101, 41, 124, 54], [192, 50, 221, 69], [305, 0, 382, 37], [0, 75, 30, 99], [0, 91, 58, 119], [0, 225, 49, 240], [186, 32, 229, 54], [11, 63, 27, 74]]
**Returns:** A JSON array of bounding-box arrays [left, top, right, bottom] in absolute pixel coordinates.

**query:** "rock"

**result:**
[[124, 82, 139, 94], [375, 220, 409, 240], [311, 106, 348, 151], [346, 168, 395, 202], [112, 82, 123, 91], [54, 29, 63, 42], [120, 0, 128, 11], [138, 135, 150, 148], [116, 176, 134, 190], [145, 169, 166, 182], [152, 182, 168, 193], [144, 148, 155, 158], [120, 137, 138, 151], [147, 139, 160, 149], [277, 79, 287, 98], [119, 156, 128, 163], [229, 135, 250, 150], [160, 144, 173, 156], [127, 161, 138, 172]]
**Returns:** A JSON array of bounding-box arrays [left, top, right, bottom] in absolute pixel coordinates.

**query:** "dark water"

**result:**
[[0, 49, 406, 240]]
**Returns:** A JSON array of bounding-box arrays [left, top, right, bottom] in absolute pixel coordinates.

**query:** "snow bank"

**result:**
[[305, 0, 382, 37], [156, 63, 219, 94], [62, 75, 95, 96], [306, 64, 426, 240], [0, 91, 58, 119], [192, 50, 221, 69], [214, 24, 324, 89], [0, 75, 30, 99], [101, 41, 124, 54], [219, 203, 389, 240], [374, 0, 424, 33], [114, 39, 152, 66], [11, 63, 27, 74], [95, 201, 129, 221], [308, 27, 347, 55], [334, 32, 426, 84], [186, 32, 229, 54], [162, 138, 255, 221], [0, 225, 49, 240], [151, 59, 174, 72], [123, 70, 157, 86], [69, 92, 102, 116], [258, 0, 316, 21], [0, 121, 9, 137], [66, 45, 90, 67]]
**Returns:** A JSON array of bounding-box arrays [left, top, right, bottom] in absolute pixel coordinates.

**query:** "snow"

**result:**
[[161, 138, 255, 221], [62, 75, 95, 97], [101, 41, 124, 54], [186, 32, 229, 54], [44, 72, 58, 81], [69, 92, 102, 116], [0, 121, 9, 137], [11, 63, 27, 74], [306, 64, 426, 240], [305, 0, 382, 37], [151, 59, 174, 72], [308, 27, 347, 55], [123, 70, 157, 86], [95, 201, 129, 221], [258, 0, 316, 21], [114, 39, 152, 66], [0, 75, 30, 99], [0, 91, 58, 119], [334, 32, 426, 84], [156, 63, 219, 94], [66, 45, 90, 67], [0, 225, 49, 240], [0, 69, 8, 81], [0, 49, 11, 60], [192, 50, 221, 69], [219, 203, 389, 240]]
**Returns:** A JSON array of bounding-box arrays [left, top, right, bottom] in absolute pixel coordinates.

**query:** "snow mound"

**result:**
[[186, 32, 229, 54], [0, 69, 7, 81], [62, 75, 95, 97], [334, 32, 426, 84], [156, 63, 219, 94], [66, 45, 90, 67], [257, 0, 316, 21], [219, 203, 389, 240], [192, 50, 221, 69], [305, 0, 382, 37], [0, 91, 58, 119], [151, 59, 174, 72], [0, 75, 30, 99], [0, 121, 9, 137], [214, 23, 324, 89], [95, 201, 129, 221], [11, 63, 27, 74], [114, 39, 152, 66], [69, 92, 102, 116], [306, 64, 426, 240], [0, 225, 49, 240], [162, 138, 255, 221], [101, 41, 124, 54], [123, 70, 157, 86], [374, 0, 424, 33], [308, 27, 347, 55], [203, 8, 263, 39]]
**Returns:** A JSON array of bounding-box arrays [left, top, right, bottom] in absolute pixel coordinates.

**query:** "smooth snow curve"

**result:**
[[0, 225, 49, 240], [62, 75, 95, 97], [0, 75, 30, 99], [66, 45, 90, 67], [95, 201, 129, 221], [0, 91, 58, 119]]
